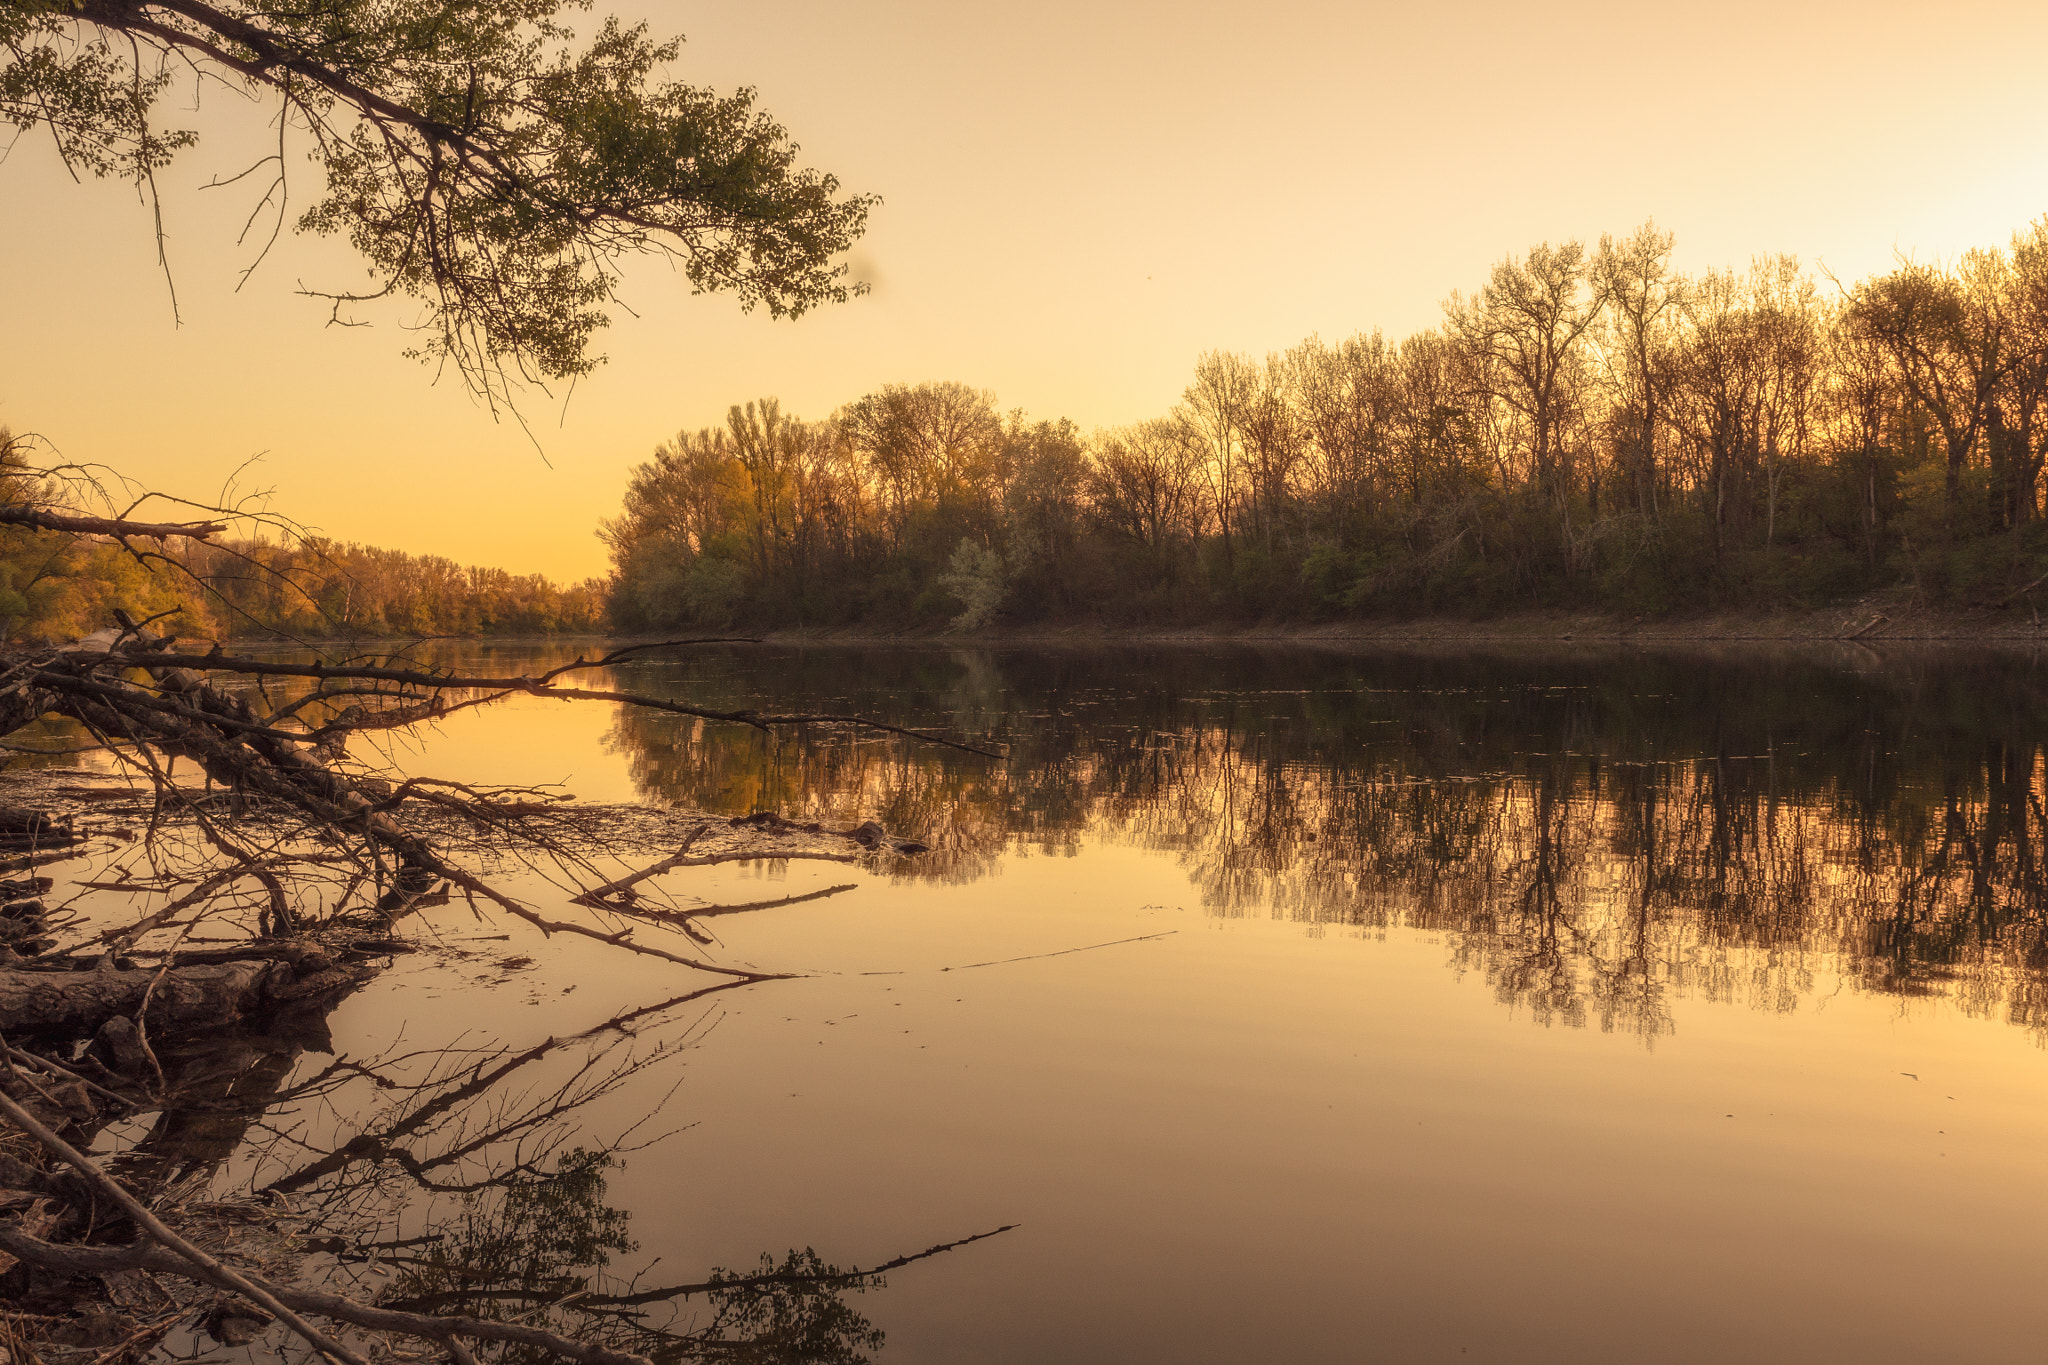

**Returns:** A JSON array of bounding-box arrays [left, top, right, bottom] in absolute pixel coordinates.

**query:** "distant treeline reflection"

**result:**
[[608, 645, 2048, 1040]]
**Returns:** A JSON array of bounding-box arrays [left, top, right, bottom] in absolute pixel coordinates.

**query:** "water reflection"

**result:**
[[7, 975, 894, 1363], [605, 644, 2048, 1040], [260, 986, 894, 1363]]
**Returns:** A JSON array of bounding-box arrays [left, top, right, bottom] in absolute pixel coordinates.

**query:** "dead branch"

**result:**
[[0, 477, 992, 1365], [0, 1076, 371, 1365], [0, 958, 288, 1034], [0, 506, 229, 542], [1992, 572, 2048, 608], [0, 1228, 655, 1365], [59, 646, 1005, 757], [444, 865, 795, 980], [573, 851, 859, 913], [2, 1043, 138, 1112], [671, 883, 860, 920], [572, 1224, 1020, 1308]]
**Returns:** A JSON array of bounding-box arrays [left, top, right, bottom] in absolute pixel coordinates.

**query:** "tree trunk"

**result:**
[[0, 960, 288, 1035]]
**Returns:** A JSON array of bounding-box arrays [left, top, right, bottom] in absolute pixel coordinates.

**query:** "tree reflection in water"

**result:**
[[382, 1149, 886, 1365], [606, 643, 2048, 1042], [256, 985, 902, 1363], [9, 981, 898, 1363]]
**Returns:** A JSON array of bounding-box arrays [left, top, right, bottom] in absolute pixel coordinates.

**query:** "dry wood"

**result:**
[[0, 1195, 57, 1277], [0, 557, 973, 1365], [2, 1044, 136, 1112], [1992, 571, 2048, 608], [50, 645, 1004, 757], [0, 1080, 371, 1365], [573, 1223, 1018, 1308], [677, 883, 860, 919], [574, 836, 860, 910], [0, 960, 284, 1035], [0, 1228, 655, 1365], [0, 507, 228, 541]]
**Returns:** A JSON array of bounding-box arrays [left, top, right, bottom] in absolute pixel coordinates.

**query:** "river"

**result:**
[[37, 640, 2048, 1363]]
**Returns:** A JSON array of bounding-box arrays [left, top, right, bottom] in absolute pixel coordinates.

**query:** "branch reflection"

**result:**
[[607, 644, 2048, 1040]]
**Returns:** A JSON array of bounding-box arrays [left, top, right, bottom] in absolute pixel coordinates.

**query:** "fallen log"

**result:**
[[0, 806, 79, 848], [0, 917, 52, 945], [0, 960, 286, 1035]]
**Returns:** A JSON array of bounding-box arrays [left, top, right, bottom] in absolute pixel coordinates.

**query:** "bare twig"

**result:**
[[0, 1076, 371, 1365], [0, 1228, 655, 1365]]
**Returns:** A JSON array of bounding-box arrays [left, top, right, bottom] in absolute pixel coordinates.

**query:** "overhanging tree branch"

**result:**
[[2, 0, 878, 402]]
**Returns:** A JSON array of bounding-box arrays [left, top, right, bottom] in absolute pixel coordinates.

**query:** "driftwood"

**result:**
[[0, 1082, 373, 1365], [1991, 571, 2048, 608], [0, 499, 991, 1365], [0, 960, 287, 1035], [0, 978, 1004, 1365], [686, 883, 860, 918], [0, 804, 78, 850], [0, 1230, 657, 1365]]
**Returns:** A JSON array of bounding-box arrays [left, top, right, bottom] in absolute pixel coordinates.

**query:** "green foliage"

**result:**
[[0, 428, 211, 640], [0, 0, 195, 180], [386, 1151, 886, 1365], [937, 538, 1005, 630], [696, 1250, 887, 1365], [177, 537, 612, 639], [681, 557, 747, 625], [1, 0, 873, 400], [0, 440, 609, 642]]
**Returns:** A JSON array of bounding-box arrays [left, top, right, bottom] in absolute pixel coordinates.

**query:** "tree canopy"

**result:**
[[600, 218, 2048, 630], [0, 0, 875, 402]]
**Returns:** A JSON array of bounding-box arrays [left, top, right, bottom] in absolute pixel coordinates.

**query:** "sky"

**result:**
[[4, 0, 2048, 582]]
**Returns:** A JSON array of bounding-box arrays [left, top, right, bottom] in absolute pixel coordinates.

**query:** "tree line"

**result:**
[[182, 538, 611, 640], [604, 218, 2048, 628], [0, 434, 606, 641]]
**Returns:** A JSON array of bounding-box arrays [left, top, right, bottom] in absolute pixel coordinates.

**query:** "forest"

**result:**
[[9, 0, 2048, 1357], [0, 433, 608, 641], [604, 219, 2048, 630], [18, 218, 2048, 647]]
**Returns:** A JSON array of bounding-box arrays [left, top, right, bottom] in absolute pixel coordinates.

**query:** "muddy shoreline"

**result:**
[[755, 599, 2048, 648], [204, 601, 2048, 652]]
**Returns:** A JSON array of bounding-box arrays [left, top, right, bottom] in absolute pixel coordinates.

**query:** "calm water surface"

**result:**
[[79, 643, 2048, 1362]]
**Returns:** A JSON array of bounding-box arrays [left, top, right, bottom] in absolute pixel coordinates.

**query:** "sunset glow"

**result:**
[[6, 0, 2047, 580]]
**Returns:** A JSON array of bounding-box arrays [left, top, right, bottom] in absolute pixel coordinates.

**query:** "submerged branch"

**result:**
[[583, 1224, 1021, 1308], [0, 1076, 372, 1365], [0, 1228, 656, 1365]]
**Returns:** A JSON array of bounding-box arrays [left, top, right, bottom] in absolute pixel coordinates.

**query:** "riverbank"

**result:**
[[760, 595, 2048, 647], [179, 594, 2048, 650]]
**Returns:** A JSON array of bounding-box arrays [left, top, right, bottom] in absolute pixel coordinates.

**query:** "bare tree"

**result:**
[[1850, 253, 2015, 540], [1593, 222, 1682, 519], [1445, 240, 1607, 514], [1177, 351, 1259, 570]]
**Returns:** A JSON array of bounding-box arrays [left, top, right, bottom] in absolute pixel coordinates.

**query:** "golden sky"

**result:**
[[5, 0, 2048, 582]]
